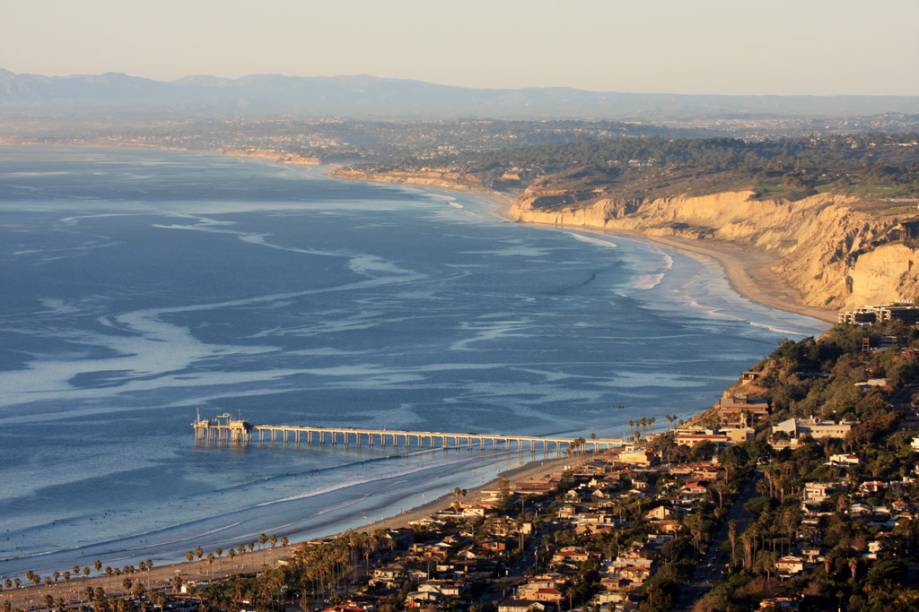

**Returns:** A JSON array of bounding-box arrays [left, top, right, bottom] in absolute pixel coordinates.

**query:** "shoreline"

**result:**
[[0, 454, 578, 609], [324, 169, 835, 326], [509, 220, 837, 326], [1, 150, 826, 608]]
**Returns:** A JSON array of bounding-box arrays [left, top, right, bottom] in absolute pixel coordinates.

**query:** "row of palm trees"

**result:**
[[183, 532, 290, 566], [1, 558, 157, 594], [0, 532, 290, 597]]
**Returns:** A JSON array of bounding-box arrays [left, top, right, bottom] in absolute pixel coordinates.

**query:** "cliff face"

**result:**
[[510, 189, 919, 310], [332, 168, 483, 192]]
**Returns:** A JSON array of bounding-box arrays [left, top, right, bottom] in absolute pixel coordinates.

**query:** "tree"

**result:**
[[452, 487, 468, 506], [94, 559, 102, 573], [194, 546, 204, 560], [258, 533, 268, 548], [728, 520, 738, 567]]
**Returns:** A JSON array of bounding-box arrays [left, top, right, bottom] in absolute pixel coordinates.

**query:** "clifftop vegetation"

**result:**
[[365, 133, 919, 208]]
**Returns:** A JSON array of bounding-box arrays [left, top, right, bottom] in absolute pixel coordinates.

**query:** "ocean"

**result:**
[[0, 146, 824, 578]]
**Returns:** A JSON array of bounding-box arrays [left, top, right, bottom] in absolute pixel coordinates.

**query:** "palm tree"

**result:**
[[280, 536, 289, 547], [62, 571, 71, 582], [258, 533, 268, 549], [94, 559, 102, 573], [185, 551, 194, 562], [194, 546, 204, 560], [269, 534, 278, 548], [171, 575, 183, 594], [214, 546, 223, 558]]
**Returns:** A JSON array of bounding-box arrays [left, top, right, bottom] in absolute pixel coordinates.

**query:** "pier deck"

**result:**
[[192, 413, 624, 452]]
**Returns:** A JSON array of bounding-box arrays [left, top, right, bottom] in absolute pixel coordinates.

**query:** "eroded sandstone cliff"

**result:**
[[510, 189, 919, 311]]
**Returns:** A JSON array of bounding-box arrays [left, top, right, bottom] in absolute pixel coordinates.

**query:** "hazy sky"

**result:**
[[3, 0, 918, 95]]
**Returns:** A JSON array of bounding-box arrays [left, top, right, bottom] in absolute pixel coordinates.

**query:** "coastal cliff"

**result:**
[[222, 148, 320, 166], [332, 168, 484, 192], [509, 188, 919, 312]]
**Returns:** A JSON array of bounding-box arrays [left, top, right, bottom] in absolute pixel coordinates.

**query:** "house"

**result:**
[[609, 550, 654, 584], [803, 482, 840, 504], [517, 582, 564, 603], [775, 555, 805, 577], [405, 590, 443, 608], [498, 601, 547, 612], [323, 604, 372, 612], [517, 575, 568, 603], [648, 519, 682, 535], [855, 378, 890, 392], [828, 453, 860, 466], [370, 565, 405, 588], [551, 546, 591, 564], [515, 480, 557, 495], [643, 505, 672, 520], [617, 447, 652, 466], [860, 480, 886, 494], [759, 596, 801, 609], [674, 427, 751, 447], [772, 417, 854, 441], [717, 395, 770, 426], [839, 303, 919, 326], [681, 481, 708, 496]]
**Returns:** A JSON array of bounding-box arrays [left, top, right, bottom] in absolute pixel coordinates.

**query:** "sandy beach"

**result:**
[[604, 229, 837, 325], [0, 454, 580, 609], [324, 168, 836, 325]]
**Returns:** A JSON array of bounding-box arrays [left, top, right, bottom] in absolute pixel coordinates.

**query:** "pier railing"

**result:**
[[192, 414, 624, 453]]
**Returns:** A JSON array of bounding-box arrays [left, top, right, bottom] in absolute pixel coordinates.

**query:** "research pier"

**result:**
[[193, 413, 624, 454]]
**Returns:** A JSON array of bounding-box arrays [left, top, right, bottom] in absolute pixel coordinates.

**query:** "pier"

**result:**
[[192, 413, 624, 453]]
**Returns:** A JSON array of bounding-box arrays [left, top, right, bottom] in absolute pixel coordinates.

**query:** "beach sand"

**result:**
[[609, 229, 837, 325], [0, 454, 580, 609]]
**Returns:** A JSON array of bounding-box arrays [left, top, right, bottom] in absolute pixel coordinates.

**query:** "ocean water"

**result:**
[[0, 147, 824, 578]]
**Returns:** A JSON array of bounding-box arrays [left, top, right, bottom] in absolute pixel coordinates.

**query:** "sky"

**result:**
[[2, 0, 918, 96]]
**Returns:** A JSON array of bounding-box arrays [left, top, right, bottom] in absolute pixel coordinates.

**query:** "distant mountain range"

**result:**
[[2, 68, 919, 119]]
